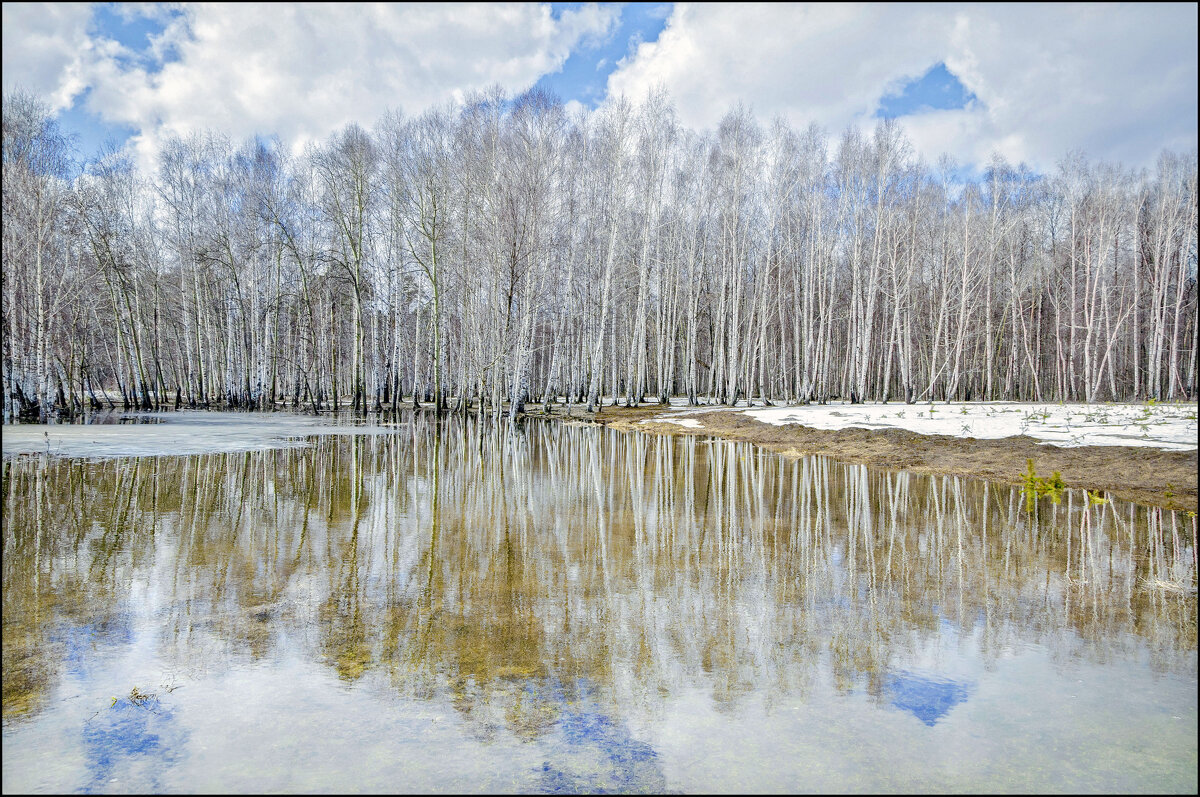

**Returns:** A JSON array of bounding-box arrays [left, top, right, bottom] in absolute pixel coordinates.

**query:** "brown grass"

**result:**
[[581, 405, 1198, 511]]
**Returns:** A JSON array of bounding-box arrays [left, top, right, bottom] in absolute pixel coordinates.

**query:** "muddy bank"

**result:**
[[583, 405, 1197, 511]]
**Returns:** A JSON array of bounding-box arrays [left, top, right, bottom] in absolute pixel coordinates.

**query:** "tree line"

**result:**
[[3, 86, 1196, 422]]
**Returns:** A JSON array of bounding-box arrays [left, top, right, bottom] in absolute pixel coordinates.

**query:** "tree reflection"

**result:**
[[3, 415, 1196, 729]]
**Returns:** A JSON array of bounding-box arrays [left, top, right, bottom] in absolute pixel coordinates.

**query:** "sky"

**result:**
[[3, 2, 1196, 177]]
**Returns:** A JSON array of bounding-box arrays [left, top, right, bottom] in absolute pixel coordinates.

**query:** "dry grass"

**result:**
[[591, 405, 1198, 511]]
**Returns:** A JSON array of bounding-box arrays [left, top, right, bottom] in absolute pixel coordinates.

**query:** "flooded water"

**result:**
[[2, 413, 1196, 793]]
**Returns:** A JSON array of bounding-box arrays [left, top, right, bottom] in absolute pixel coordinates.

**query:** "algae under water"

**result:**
[[2, 412, 1196, 792]]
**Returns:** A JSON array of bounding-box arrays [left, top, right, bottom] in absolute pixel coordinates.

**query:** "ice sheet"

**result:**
[[2, 410, 401, 460]]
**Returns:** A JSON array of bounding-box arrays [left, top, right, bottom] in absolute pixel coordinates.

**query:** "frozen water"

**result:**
[[1, 410, 402, 460]]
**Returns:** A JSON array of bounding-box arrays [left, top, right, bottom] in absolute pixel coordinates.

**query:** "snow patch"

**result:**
[[643, 401, 1197, 451], [642, 416, 704, 429]]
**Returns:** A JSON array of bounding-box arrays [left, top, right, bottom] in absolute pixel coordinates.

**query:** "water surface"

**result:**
[[3, 413, 1196, 792]]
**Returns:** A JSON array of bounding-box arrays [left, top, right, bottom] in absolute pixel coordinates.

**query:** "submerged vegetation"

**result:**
[[3, 87, 1197, 423]]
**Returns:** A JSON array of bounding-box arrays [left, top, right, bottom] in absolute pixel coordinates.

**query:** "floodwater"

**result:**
[[2, 412, 1196, 793]]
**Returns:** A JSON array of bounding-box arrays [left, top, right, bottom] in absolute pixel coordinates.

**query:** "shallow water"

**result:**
[[2, 413, 1196, 793]]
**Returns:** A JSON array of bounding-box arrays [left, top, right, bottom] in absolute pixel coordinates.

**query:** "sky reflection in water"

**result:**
[[2, 413, 1196, 792]]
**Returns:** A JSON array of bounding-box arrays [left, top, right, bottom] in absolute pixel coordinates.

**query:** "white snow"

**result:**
[[642, 416, 705, 429], [5, 402, 1196, 459], [640, 401, 1198, 451]]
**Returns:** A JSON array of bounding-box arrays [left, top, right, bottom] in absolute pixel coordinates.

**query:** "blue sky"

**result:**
[[876, 63, 976, 120], [52, 4, 181, 161], [57, 88, 135, 162], [90, 3, 176, 59], [3, 3, 1195, 174], [534, 2, 672, 108]]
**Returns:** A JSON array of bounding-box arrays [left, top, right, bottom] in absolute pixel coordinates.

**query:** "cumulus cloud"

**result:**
[[2, 3, 96, 110], [131, 2, 616, 167], [606, 3, 1198, 171], [6, 2, 618, 171], [605, 5, 949, 134], [7, 3, 1194, 174]]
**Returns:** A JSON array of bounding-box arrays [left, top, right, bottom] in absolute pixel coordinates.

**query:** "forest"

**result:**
[[3, 86, 1197, 423]]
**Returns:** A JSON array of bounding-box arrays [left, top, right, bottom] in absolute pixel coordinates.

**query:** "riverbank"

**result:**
[[5, 400, 1195, 510], [573, 403, 1198, 511]]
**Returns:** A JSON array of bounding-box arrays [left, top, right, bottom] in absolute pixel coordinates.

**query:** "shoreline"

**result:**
[[581, 405, 1198, 512], [5, 401, 1196, 511]]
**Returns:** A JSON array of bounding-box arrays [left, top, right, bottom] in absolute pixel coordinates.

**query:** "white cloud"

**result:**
[[938, 5, 1198, 170], [606, 4, 947, 134], [125, 2, 618, 168], [605, 3, 1198, 171], [7, 3, 1194, 174], [5, 2, 618, 172], [2, 3, 95, 110]]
